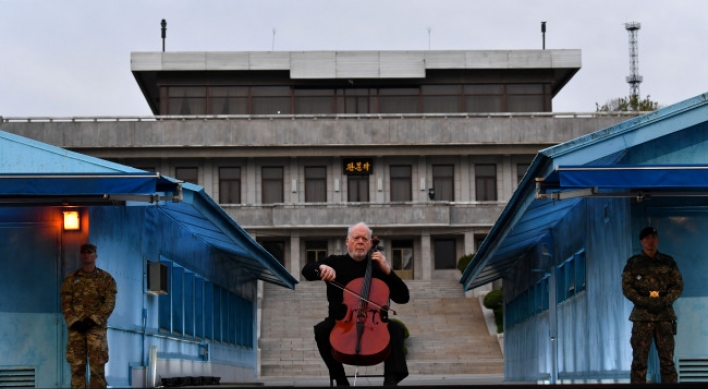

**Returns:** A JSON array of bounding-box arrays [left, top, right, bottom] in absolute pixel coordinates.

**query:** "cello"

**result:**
[[328, 237, 395, 366]]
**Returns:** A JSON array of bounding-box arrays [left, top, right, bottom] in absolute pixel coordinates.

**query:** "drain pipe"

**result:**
[[548, 271, 558, 384], [147, 345, 158, 387]]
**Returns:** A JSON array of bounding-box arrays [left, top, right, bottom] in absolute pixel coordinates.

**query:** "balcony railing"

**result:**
[[0, 111, 644, 123], [220, 201, 506, 229]]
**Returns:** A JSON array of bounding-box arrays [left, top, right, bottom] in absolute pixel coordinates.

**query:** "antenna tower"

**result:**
[[625, 22, 642, 98]]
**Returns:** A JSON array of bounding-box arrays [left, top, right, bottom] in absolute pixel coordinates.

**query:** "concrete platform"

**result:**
[[256, 373, 508, 387]]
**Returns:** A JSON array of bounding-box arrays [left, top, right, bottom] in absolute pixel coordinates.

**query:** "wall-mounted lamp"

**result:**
[[63, 211, 81, 231], [428, 188, 435, 200]]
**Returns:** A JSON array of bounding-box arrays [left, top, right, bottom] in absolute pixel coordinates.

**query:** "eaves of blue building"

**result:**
[[461, 92, 708, 384], [0, 130, 296, 387]]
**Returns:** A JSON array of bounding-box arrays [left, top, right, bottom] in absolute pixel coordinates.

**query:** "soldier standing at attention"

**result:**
[[60, 243, 117, 388], [622, 227, 683, 384]]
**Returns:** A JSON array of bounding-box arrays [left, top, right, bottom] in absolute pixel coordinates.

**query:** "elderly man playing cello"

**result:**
[[302, 222, 410, 386]]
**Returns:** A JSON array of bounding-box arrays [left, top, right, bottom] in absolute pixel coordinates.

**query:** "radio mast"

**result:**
[[625, 22, 642, 98]]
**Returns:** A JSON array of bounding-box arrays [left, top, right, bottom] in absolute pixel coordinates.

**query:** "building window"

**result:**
[[262, 167, 284, 204], [294, 89, 335, 114], [219, 167, 241, 204], [260, 240, 285, 265], [209, 86, 249, 115], [507, 277, 550, 329], [507, 84, 546, 112], [391, 240, 414, 279], [556, 250, 587, 304], [167, 86, 206, 115], [306, 241, 328, 264], [305, 166, 327, 202], [204, 281, 214, 340], [175, 167, 198, 185], [464, 84, 503, 112], [162, 83, 551, 115], [390, 165, 412, 202], [337, 88, 375, 114], [517, 163, 530, 183], [251, 86, 291, 115], [156, 257, 253, 347], [195, 277, 205, 339], [347, 175, 369, 202], [379, 88, 419, 113], [475, 164, 497, 201], [212, 285, 222, 342], [474, 235, 487, 252], [432, 165, 454, 201], [434, 239, 457, 270], [422, 85, 461, 113]]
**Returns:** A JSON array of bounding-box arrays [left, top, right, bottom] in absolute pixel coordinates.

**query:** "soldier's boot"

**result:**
[[89, 364, 107, 388], [70, 363, 87, 388]]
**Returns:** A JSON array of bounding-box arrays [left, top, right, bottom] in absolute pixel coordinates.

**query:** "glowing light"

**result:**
[[63, 211, 80, 231]]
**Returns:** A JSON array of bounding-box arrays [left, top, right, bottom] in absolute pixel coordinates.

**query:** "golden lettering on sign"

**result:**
[[345, 162, 371, 172], [343, 159, 373, 174]]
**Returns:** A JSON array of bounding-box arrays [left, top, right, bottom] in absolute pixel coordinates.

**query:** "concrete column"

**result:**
[[375, 156, 384, 203], [459, 156, 471, 201], [290, 232, 301, 279], [203, 158, 213, 197], [332, 156, 341, 203], [247, 158, 256, 204], [287, 157, 298, 204], [464, 230, 475, 255], [417, 156, 427, 202], [500, 156, 513, 201], [421, 231, 431, 280]]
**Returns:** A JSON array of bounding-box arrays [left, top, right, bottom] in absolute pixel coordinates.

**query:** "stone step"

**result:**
[[260, 359, 504, 376], [259, 277, 503, 377]]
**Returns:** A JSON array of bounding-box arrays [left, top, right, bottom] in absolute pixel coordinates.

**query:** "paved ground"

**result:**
[[256, 374, 510, 387]]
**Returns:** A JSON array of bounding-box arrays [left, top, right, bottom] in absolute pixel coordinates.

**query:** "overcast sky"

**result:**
[[1, 0, 706, 117]]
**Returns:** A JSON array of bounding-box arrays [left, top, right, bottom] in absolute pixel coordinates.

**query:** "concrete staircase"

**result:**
[[258, 278, 503, 377]]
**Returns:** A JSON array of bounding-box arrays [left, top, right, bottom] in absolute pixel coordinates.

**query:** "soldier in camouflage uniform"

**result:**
[[621, 227, 683, 384], [60, 243, 117, 388]]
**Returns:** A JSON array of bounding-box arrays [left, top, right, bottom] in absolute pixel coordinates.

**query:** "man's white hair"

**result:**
[[347, 222, 372, 238]]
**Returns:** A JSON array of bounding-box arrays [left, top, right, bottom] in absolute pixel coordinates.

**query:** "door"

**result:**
[[0, 223, 65, 387], [648, 207, 708, 382], [391, 240, 414, 280]]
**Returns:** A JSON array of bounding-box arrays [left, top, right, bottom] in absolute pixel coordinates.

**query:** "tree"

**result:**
[[596, 95, 660, 112]]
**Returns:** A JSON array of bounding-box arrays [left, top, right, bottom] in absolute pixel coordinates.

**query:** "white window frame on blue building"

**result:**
[[157, 257, 254, 348]]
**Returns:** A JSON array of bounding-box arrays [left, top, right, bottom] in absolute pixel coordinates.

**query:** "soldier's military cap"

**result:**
[[639, 227, 658, 240], [80, 243, 97, 253]]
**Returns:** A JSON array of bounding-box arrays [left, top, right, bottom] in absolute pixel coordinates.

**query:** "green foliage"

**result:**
[[388, 318, 409, 355], [493, 307, 503, 334], [457, 253, 476, 273], [596, 95, 661, 112], [483, 289, 504, 334], [483, 289, 502, 310], [388, 318, 409, 339]]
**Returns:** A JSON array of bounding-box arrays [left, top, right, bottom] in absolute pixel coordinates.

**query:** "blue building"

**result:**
[[0, 130, 297, 387], [461, 93, 708, 383]]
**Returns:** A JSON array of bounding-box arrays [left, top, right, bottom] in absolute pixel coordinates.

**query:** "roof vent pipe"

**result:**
[[541, 21, 546, 50], [161, 19, 167, 52]]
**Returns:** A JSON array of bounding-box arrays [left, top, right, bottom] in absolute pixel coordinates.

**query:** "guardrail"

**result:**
[[0, 111, 645, 123]]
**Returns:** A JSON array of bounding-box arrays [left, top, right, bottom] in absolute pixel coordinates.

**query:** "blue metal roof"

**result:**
[[0, 129, 297, 289], [159, 183, 297, 288], [461, 92, 708, 291]]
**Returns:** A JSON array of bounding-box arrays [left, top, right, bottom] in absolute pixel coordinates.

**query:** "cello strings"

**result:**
[[326, 280, 396, 315]]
